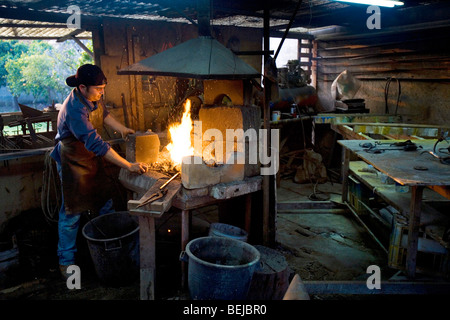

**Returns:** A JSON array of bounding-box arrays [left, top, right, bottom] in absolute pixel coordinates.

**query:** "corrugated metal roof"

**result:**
[[0, 0, 447, 39], [0, 18, 91, 39]]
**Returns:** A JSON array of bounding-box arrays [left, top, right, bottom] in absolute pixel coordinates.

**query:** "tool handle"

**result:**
[[159, 172, 180, 190]]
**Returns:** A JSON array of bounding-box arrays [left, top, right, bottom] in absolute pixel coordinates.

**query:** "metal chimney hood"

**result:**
[[117, 35, 261, 80]]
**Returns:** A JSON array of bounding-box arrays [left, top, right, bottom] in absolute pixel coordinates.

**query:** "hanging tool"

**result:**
[[420, 136, 450, 165], [421, 150, 450, 165], [363, 140, 421, 153], [136, 172, 180, 208], [375, 140, 414, 147]]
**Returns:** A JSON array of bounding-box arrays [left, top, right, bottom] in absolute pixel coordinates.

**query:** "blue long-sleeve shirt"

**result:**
[[50, 89, 111, 164]]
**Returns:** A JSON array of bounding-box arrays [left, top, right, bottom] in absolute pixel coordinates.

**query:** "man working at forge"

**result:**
[[50, 64, 148, 279]]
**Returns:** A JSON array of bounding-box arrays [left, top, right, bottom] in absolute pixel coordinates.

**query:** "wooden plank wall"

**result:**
[[314, 26, 450, 126]]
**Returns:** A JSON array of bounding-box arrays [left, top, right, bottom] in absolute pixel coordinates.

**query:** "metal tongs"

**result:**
[[136, 172, 180, 208]]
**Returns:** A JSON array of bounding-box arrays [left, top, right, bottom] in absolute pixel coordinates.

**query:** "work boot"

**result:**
[[59, 264, 71, 280]]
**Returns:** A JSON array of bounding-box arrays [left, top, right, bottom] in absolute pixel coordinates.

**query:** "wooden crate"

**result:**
[[347, 174, 372, 216], [388, 214, 450, 277]]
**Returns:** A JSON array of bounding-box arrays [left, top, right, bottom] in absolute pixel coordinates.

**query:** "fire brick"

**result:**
[[203, 80, 245, 106], [197, 105, 261, 177], [126, 131, 160, 164], [181, 154, 245, 189]]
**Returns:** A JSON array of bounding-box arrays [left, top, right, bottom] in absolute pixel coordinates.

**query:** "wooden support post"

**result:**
[[71, 35, 94, 58], [137, 215, 156, 300], [25, 118, 38, 144], [262, 2, 272, 247], [341, 147, 351, 203], [126, 29, 145, 132], [406, 186, 424, 279], [181, 209, 190, 289], [132, 35, 145, 132], [245, 193, 252, 237]]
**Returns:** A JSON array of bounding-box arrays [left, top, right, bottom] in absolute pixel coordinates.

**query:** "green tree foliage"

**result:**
[[0, 40, 28, 87], [78, 41, 94, 66], [1, 39, 93, 103]]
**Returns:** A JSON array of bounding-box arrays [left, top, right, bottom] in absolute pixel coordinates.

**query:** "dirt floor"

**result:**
[[0, 177, 411, 300], [275, 179, 388, 282]]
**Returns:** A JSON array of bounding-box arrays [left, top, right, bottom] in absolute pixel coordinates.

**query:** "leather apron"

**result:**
[[60, 91, 111, 215]]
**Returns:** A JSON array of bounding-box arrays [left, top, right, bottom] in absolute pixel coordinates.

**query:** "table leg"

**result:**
[[341, 148, 351, 203], [406, 186, 424, 279], [245, 193, 252, 237], [138, 215, 155, 300], [181, 209, 190, 289]]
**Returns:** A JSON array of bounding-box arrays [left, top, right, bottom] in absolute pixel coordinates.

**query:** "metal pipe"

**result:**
[[357, 199, 391, 228], [345, 201, 389, 255], [274, 0, 303, 60], [197, 0, 211, 37]]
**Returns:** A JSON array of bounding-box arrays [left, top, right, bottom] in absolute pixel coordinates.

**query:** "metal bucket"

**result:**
[[208, 223, 248, 242], [82, 211, 139, 286], [180, 236, 260, 300]]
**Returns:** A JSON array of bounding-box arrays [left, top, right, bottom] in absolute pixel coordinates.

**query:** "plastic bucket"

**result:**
[[208, 223, 248, 242], [181, 236, 260, 300], [82, 211, 139, 286]]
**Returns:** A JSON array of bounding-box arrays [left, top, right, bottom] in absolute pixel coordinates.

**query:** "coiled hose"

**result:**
[[41, 150, 61, 224]]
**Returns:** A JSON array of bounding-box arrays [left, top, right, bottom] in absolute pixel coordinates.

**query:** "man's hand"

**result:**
[[121, 127, 135, 140], [128, 162, 148, 174], [104, 148, 148, 174], [104, 114, 135, 139]]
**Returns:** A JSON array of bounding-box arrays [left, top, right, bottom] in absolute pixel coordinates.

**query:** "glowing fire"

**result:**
[[166, 99, 194, 166]]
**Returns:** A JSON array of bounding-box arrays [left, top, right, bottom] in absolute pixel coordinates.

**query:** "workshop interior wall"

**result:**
[[93, 18, 263, 134], [314, 27, 450, 126]]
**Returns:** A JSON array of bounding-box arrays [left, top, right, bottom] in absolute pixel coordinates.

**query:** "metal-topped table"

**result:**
[[338, 139, 450, 278]]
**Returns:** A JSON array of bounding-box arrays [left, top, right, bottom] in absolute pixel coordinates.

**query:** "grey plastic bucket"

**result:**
[[208, 223, 248, 242], [181, 236, 260, 300], [82, 211, 139, 286]]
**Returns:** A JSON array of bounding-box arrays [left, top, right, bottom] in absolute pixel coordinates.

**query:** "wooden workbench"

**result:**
[[338, 139, 450, 278], [128, 175, 262, 300]]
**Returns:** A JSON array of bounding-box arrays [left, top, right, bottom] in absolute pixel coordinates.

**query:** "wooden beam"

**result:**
[[317, 19, 450, 42], [277, 201, 346, 211], [181, 209, 190, 289], [0, 6, 101, 28], [344, 122, 448, 129], [0, 36, 91, 40], [346, 201, 389, 255], [0, 23, 67, 28], [331, 124, 372, 141], [70, 36, 94, 58], [234, 50, 274, 56], [427, 185, 450, 200], [262, 2, 271, 247], [273, 0, 302, 60], [341, 147, 350, 203], [136, 215, 156, 300], [56, 29, 87, 42]]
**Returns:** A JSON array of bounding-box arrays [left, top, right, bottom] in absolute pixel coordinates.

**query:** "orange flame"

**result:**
[[166, 99, 194, 166]]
